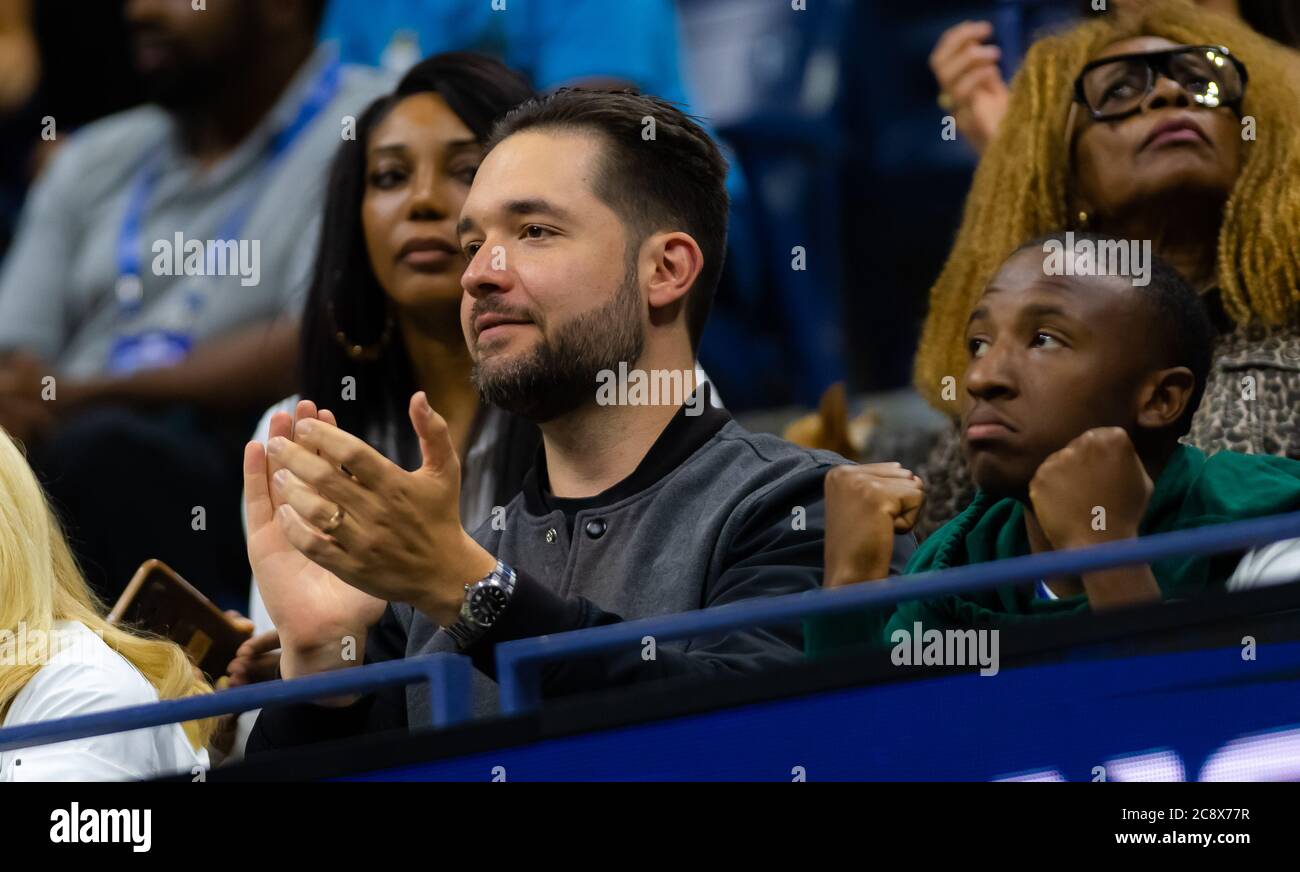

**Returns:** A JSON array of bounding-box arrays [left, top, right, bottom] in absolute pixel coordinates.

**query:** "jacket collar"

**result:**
[[520, 385, 731, 517]]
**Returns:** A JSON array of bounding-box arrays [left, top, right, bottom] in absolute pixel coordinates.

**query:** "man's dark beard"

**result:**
[[132, 6, 260, 112], [472, 263, 644, 423], [140, 64, 224, 112]]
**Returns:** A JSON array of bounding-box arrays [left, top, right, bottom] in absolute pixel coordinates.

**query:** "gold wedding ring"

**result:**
[[323, 508, 344, 534], [937, 91, 955, 111]]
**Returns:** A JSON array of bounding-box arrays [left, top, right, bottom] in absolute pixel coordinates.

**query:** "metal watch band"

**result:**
[[444, 559, 517, 650]]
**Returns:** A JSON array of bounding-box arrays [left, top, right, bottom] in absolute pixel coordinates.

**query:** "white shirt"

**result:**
[[1034, 537, 1300, 600], [1228, 537, 1300, 590], [0, 621, 208, 782]]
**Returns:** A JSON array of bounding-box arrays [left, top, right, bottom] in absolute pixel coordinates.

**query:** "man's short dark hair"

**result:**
[[1015, 231, 1217, 439], [485, 88, 730, 353]]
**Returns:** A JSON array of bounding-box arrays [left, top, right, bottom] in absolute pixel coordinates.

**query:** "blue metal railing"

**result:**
[[493, 511, 1300, 715], [4, 511, 1298, 751], [0, 652, 471, 754]]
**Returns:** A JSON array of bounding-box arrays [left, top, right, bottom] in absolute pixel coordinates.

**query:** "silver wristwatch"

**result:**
[[444, 559, 518, 650]]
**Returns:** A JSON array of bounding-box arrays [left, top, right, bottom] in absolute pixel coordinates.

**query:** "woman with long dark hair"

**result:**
[[239, 53, 538, 644]]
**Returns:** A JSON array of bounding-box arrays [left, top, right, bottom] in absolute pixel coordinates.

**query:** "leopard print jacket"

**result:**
[[913, 323, 1300, 542]]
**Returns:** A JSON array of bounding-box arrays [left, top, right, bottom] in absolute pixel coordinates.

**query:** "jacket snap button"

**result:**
[[584, 519, 607, 539], [545, 527, 557, 543]]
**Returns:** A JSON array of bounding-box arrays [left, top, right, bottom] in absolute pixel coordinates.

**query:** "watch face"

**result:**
[[469, 584, 510, 627]]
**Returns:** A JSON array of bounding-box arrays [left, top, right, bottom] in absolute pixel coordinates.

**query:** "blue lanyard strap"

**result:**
[[116, 158, 164, 301], [115, 57, 341, 308]]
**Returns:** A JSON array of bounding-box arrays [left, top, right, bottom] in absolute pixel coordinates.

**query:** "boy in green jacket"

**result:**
[[809, 233, 1300, 656]]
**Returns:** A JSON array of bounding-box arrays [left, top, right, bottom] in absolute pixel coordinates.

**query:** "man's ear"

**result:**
[[1135, 366, 1197, 431], [645, 232, 703, 323]]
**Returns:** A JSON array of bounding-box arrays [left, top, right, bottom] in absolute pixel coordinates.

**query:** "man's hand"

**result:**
[[930, 20, 1011, 154], [245, 401, 386, 680], [269, 391, 497, 628], [1029, 428, 1161, 610], [1029, 427, 1153, 551], [824, 462, 924, 588]]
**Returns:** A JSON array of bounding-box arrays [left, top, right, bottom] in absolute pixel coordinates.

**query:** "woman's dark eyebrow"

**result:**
[[368, 143, 409, 158], [966, 306, 989, 327], [370, 139, 482, 166]]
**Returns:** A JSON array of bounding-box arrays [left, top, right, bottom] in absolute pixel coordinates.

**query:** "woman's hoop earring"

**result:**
[[327, 301, 395, 363]]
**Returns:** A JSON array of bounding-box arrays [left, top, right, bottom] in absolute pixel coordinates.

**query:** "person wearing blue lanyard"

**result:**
[[0, 0, 388, 607]]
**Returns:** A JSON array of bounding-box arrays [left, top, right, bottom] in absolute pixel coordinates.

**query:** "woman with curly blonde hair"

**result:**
[[0, 429, 215, 780], [913, 0, 1300, 538]]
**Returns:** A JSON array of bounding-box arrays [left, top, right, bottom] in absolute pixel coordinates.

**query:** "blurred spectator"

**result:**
[[0, 0, 388, 606], [931, 0, 1299, 156], [913, 1, 1300, 539]]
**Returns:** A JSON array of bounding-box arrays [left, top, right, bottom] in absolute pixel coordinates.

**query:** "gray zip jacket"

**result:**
[[248, 397, 914, 749]]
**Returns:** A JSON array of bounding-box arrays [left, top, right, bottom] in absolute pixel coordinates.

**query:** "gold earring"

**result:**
[[1077, 210, 1090, 228], [327, 301, 395, 363]]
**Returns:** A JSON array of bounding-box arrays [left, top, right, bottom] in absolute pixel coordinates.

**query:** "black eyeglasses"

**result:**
[[1073, 44, 1249, 121]]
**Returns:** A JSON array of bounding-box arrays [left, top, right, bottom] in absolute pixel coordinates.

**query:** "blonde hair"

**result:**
[[0, 430, 215, 749], [914, 0, 1300, 411]]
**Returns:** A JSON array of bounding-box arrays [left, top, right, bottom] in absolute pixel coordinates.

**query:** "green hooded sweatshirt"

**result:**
[[805, 445, 1300, 658]]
